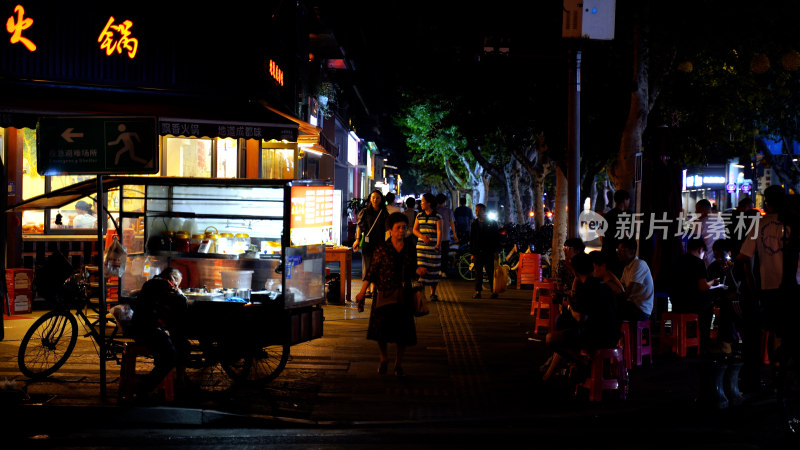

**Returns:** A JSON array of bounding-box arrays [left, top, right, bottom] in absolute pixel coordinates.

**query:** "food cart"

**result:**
[[9, 176, 333, 390]]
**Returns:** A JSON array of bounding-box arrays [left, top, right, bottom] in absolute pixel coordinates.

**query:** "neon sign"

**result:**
[[268, 59, 284, 86], [6, 4, 36, 52], [98, 16, 138, 59]]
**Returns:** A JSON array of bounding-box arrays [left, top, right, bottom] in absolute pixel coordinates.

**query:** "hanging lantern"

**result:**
[[781, 50, 800, 71]]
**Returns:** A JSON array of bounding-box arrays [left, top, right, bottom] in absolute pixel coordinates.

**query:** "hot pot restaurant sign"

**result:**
[[290, 185, 334, 246]]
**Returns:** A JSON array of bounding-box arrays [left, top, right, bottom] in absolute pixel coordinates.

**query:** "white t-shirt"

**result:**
[[739, 213, 800, 290], [436, 205, 456, 242], [73, 214, 97, 228], [620, 257, 654, 316]]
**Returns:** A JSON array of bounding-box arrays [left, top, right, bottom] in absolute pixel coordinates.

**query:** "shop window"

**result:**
[[21, 128, 44, 232], [261, 144, 296, 179], [165, 137, 238, 178], [166, 137, 212, 177], [216, 138, 238, 178]]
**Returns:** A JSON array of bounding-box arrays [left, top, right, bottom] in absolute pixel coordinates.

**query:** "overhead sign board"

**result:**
[[37, 116, 158, 175], [563, 0, 616, 40]]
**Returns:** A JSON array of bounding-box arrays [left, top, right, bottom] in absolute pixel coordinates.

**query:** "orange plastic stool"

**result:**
[[579, 347, 626, 402], [632, 320, 654, 366], [660, 312, 700, 357], [517, 253, 542, 289], [119, 343, 175, 402], [532, 291, 556, 336], [531, 280, 555, 316], [619, 321, 632, 370]]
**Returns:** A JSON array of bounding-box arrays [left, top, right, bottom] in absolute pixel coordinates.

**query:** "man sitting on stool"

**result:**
[[129, 267, 189, 401]]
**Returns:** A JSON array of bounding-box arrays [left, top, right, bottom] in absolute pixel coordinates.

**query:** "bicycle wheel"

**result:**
[[18, 310, 78, 379], [457, 253, 475, 281], [184, 339, 244, 393], [241, 342, 290, 385]]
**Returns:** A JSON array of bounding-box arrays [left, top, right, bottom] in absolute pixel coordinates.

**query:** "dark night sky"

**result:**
[[314, 1, 566, 155]]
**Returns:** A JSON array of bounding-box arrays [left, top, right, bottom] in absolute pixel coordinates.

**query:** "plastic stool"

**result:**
[[632, 320, 654, 366], [532, 291, 556, 336], [660, 312, 700, 357], [119, 343, 175, 402], [619, 321, 632, 370], [579, 347, 626, 402], [531, 280, 555, 316]]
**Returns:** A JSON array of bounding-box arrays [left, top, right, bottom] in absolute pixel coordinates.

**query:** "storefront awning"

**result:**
[[0, 82, 298, 141], [4, 176, 296, 212]]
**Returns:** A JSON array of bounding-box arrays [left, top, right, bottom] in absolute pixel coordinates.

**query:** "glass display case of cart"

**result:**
[[116, 179, 334, 311]]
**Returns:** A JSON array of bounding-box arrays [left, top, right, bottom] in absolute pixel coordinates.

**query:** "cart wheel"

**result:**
[[242, 342, 290, 385], [184, 339, 245, 393]]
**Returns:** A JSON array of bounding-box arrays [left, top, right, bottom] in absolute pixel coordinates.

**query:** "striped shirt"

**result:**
[[415, 211, 441, 285]]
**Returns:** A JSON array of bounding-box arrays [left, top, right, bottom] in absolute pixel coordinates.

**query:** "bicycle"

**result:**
[[456, 245, 518, 285], [17, 257, 289, 393]]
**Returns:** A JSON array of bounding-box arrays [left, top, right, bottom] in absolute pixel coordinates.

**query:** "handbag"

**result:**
[[492, 257, 509, 294], [375, 288, 402, 309], [410, 284, 430, 317]]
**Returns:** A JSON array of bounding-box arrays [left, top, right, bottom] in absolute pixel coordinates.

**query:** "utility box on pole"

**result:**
[[562, 0, 616, 40]]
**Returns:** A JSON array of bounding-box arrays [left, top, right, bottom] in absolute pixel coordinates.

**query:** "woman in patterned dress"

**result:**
[[355, 212, 425, 376], [413, 193, 442, 301]]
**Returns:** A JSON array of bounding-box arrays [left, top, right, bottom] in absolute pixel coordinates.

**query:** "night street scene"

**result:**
[[3, 0, 800, 448]]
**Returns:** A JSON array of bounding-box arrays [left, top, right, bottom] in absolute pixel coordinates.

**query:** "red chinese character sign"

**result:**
[[6, 4, 36, 51], [98, 16, 138, 58]]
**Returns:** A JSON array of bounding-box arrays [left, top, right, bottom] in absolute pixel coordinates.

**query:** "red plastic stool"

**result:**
[[632, 320, 654, 366], [579, 347, 626, 402], [660, 312, 700, 357], [619, 321, 632, 370], [119, 342, 175, 402], [532, 291, 556, 336]]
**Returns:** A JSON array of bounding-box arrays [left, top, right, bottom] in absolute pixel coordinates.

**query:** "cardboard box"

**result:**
[[6, 268, 34, 291]]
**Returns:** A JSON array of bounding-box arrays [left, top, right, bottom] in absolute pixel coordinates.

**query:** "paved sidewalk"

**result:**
[[2, 266, 798, 446]]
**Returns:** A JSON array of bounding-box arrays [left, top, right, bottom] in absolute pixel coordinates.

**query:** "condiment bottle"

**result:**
[[174, 231, 191, 253]]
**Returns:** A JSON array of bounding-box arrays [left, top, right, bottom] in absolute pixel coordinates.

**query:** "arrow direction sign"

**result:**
[[61, 127, 84, 143], [37, 116, 158, 175]]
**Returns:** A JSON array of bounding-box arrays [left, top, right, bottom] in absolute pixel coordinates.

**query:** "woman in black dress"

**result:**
[[355, 212, 426, 376]]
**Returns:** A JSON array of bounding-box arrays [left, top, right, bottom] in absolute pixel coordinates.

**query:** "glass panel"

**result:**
[[260, 147, 295, 179], [284, 245, 325, 306], [216, 138, 238, 178], [165, 137, 212, 177], [61, 197, 99, 230]]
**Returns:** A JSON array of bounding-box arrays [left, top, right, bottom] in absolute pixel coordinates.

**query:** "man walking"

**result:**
[[469, 203, 500, 299], [600, 189, 630, 278]]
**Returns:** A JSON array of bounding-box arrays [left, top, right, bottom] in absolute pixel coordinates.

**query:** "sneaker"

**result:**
[[490, 293, 498, 299], [472, 292, 481, 299]]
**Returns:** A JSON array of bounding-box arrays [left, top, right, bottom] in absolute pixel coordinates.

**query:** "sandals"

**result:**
[[472, 292, 481, 299]]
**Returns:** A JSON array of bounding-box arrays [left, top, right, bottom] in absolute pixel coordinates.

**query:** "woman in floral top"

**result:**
[[356, 212, 426, 377]]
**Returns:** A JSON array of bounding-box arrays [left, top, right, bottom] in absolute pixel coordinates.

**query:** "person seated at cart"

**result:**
[[129, 267, 189, 402]]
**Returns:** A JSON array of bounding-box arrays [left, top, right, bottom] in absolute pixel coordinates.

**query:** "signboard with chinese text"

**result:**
[[37, 116, 158, 175], [289, 185, 334, 246]]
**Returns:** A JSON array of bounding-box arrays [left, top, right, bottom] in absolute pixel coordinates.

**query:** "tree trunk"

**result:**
[[551, 166, 569, 274], [504, 158, 524, 224], [610, 4, 650, 208]]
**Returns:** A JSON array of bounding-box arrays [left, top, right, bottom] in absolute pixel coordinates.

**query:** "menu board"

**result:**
[[289, 185, 335, 246]]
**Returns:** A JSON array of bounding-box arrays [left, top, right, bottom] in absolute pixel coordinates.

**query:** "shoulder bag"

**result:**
[[360, 209, 383, 249]]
